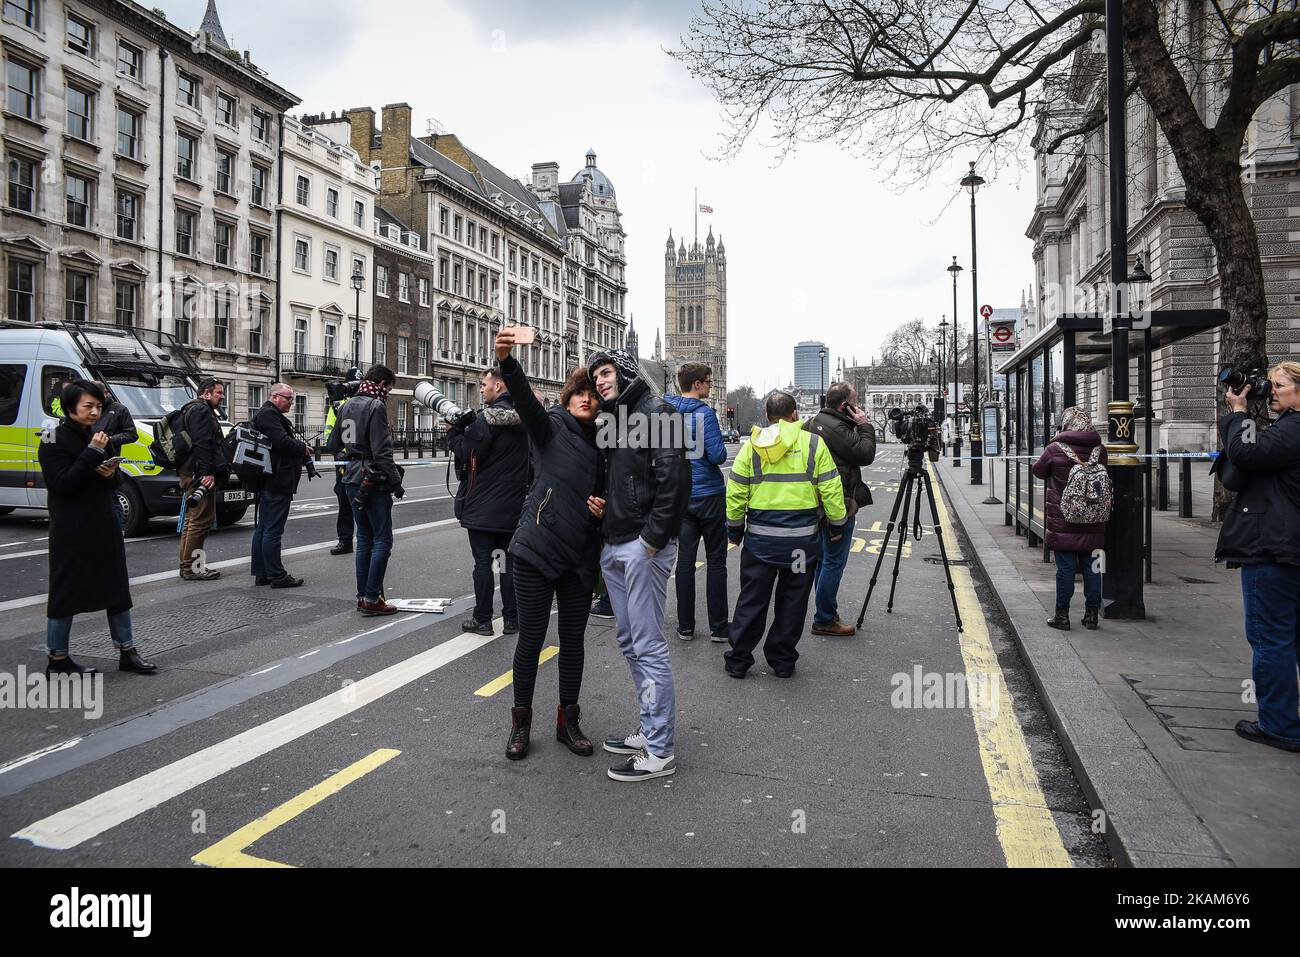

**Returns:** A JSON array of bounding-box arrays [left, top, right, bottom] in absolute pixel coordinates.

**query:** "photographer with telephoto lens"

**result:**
[[327, 365, 403, 616], [1215, 361, 1300, 753]]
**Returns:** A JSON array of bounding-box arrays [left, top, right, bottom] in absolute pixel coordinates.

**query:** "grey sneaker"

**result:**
[[602, 730, 648, 755], [608, 751, 676, 782]]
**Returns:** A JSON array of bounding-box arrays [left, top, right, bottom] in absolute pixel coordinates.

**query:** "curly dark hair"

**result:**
[[560, 367, 597, 408]]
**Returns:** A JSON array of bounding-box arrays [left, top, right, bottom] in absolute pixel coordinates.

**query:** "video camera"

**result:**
[[413, 380, 477, 429], [889, 404, 937, 450], [325, 366, 363, 405]]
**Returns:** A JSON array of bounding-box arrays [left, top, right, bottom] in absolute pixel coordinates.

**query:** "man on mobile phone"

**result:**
[[804, 383, 876, 636]]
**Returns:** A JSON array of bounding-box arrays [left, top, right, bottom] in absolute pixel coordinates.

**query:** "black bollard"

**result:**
[[1178, 456, 1192, 518], [1156, 449, 1168, 511]]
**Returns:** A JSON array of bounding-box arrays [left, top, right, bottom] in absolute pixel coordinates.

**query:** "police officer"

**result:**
[[322, 369, 360, 556], [723, 390, 847, 678]]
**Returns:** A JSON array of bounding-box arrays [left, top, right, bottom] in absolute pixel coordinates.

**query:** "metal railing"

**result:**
[[279, 353, 351, 378]]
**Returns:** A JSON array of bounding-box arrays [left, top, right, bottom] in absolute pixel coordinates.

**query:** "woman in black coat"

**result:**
[[1214, 361, 1300, 753], [494, 330, 604, 761], [38, 380, 156, 677]]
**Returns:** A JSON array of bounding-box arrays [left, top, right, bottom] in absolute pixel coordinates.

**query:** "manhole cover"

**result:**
[[31, 592, 315, 660]]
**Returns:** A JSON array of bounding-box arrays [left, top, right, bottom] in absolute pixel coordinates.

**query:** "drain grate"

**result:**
[[32, 592, 315, 660], [924, 555, 969, 566]]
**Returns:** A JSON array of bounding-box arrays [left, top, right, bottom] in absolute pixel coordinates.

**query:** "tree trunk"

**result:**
[[1123, 0, 1271, 521]]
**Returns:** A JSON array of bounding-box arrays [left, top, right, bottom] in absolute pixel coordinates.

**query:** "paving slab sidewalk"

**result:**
[[933, 454, 1300, 867]]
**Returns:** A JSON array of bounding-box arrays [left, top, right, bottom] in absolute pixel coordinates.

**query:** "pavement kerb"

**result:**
[[931, 459, 1232, 868]]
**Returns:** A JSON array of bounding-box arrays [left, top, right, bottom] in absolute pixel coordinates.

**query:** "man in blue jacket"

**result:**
[[665, 363, 730, 641]]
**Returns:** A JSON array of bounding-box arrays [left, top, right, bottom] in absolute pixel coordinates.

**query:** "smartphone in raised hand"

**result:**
[[502, 325, 536, 345]]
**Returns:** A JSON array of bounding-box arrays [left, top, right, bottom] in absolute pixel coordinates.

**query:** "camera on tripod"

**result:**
[[888, 405, 938, 453], [1218, 366, 1272, 402]]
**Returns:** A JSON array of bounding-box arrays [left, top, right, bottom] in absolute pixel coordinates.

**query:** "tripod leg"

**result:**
[[921, 468, 964, 633], [856, 469, 910, 629], [885, 472, 914, 613]]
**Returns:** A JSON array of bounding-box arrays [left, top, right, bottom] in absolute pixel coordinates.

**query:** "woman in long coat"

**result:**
[[1031, 405, 1109, 631], [39, 379, 156, 676]]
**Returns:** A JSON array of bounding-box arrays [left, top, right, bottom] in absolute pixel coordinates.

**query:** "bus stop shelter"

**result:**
[[995, 309, 1227, 578]]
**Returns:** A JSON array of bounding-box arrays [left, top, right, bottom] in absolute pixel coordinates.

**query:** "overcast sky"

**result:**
[[165, 0, 1038, 393]]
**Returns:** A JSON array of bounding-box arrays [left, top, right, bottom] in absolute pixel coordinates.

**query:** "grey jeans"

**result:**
[[600, 537, 678, 758]]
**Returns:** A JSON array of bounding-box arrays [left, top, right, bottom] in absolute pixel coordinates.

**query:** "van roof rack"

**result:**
[[56, 321, 203, 378]]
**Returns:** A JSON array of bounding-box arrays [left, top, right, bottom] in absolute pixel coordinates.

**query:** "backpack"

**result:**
[[222, 422, 273, 488], [1056, 442, 1113, 525], [148, 405, 195, 469]]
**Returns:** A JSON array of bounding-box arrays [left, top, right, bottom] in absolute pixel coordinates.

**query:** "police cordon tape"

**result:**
[[0, 459, 453, 467], [945, 451, 1221, 461]]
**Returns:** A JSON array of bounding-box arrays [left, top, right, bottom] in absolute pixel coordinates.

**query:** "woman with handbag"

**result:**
[[1031, 406, 1109, 631], [1215, 361, 1300, 753], [494, 329, 605, 761]]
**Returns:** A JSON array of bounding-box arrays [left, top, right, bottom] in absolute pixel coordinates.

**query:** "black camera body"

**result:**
[[352, 465, 386, 508], [1219, 366, 1272, 402], [889, 405, 935, 449]]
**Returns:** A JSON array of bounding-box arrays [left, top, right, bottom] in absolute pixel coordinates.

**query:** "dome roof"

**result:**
[[571, 148, 616, 200]]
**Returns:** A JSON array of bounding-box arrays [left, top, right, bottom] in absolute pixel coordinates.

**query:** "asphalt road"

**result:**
[[0, 445, 1111, 867]]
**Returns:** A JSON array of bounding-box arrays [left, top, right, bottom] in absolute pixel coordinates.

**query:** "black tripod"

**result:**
[[856, 447, 963, 632]]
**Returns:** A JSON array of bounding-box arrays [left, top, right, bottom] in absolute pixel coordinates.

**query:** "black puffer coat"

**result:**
[[499, 355, 603, 590], [449, 393, 530, 533], [1215, 408, 1300, 566], [39, 420, 132, 619]]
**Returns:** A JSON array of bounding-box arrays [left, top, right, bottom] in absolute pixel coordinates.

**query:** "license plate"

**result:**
[[222, 490, 251, 503]]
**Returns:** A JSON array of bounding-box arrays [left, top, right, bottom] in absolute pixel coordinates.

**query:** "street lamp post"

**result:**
[[350, 268, 364, 369], [938, 316, 948, 456], [1102, 0, 1145, 620], [818, 347, 827, 409], [960, 161, 985, 486], [947, 257, 963, 466]]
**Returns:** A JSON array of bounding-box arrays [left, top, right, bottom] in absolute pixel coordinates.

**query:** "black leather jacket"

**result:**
[[1215, 408, 1300, 567], [599, 379, 691, 550]]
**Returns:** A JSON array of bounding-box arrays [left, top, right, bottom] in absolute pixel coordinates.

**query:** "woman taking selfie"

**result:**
[[494, 329, 605, 760], [1215, 361, 1300, 753], [39, 379, 156, 677]]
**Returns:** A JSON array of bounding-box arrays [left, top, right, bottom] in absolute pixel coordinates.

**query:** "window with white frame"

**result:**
[[216, 148, 234, 194], [251, 109, 269, 143], [247, 383, 265, 419], [292, 314, 307, 355], [66, 85, 93, 141], [439, 206, 449, 235], [353, 199, 365, 228], [115, 106, 140, 158], [115, 189, 138, 240], [117, 41, 142, 81], [250, 164, 268, 207], [176, 131, 197, 179], [214, 292, 230, 350], [7, 259, 36, 322], [174, 282, 196, 343], [4, 0, 39, 29], [324, 246, 339, 281], [326, 187, 339, 218], [295, 173, 309, 206], [293, 394, 306, 432], [374, 332, 386, 366], [467, 221, 476, 248], [65, 173, 92, 228], [324, 322, 336, 360], [453, 214, 462, 242], [376, 265, 389, 296], [250, 232, 267, 275], [418, 337, 428, 372], [214, 220, 232, 265], [419, 277, 429, 306], [8, 155, 36, 211], [114, 279, 137, 328], [216, 91, 236, 126], [177, 71, 199, 108], [175, 208, 195, 256], [398, 272, 409, 302], [293, 237, 309, 272], [7, 59, 37, 119], [397, 336, 408, 375], [65, 270, 91, 322], [249, 301, 265, 353]]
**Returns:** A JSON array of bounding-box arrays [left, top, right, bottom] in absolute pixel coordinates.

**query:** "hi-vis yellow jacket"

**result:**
[[726, 417, 847, 565]]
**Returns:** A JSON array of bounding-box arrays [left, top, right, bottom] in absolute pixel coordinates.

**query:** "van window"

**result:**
[[42, 366, 82, 417], [0, 365, 26, 425]]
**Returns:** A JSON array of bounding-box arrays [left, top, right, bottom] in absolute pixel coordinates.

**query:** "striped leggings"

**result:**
[[511, 557, 589, 708]]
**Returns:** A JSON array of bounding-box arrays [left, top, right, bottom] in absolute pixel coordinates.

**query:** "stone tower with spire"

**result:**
[[663, 226, 727, 413], [200, 0, 231, 49], [626, 314, 639, 359]]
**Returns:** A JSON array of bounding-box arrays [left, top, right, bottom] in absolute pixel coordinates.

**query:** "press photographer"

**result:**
[[323, 367, 361, 557], [178, 378, 228, 582], [1214, 361, 1300, 753], [445, 365, 529, 637], [326, 365, 403, 616], [250, 384, 314, 589]]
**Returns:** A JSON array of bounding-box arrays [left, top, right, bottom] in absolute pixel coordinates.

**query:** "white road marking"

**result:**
[[0, 737, 84, 777], [0, 517, 461, 613], [12, 622, 506, 850]]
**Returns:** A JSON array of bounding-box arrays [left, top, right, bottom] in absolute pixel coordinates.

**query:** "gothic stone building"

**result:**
[[663, 228, 727, 415]]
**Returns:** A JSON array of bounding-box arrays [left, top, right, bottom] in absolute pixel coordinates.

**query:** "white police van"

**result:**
[[0, 320, 251, 535]]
